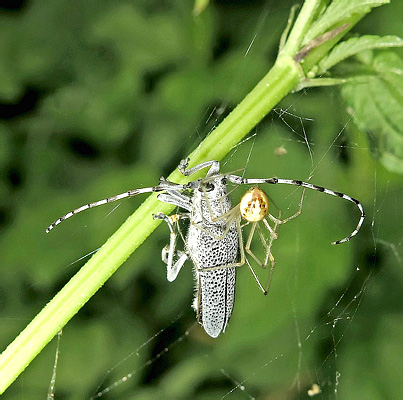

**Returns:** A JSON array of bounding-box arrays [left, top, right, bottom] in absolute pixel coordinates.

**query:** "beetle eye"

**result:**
[[203, 182, 215, 192]]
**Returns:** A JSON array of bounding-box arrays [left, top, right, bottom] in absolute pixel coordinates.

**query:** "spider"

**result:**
[[46, 158, 365, 337]]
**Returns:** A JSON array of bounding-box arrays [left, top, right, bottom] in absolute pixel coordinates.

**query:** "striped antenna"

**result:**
[[227, 175, 365, 245], [45, 180, 188, 233]]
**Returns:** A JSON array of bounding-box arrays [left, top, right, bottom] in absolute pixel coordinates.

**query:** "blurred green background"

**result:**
[[0, 1, 402, 399]]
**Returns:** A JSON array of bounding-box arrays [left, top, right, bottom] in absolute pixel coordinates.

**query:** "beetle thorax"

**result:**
[[192, 177, 232, 223]]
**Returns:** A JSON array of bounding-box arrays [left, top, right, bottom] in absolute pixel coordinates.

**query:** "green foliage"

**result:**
[[341, 50, 403, 173], [304, 0, 389, 44], [318, 34, 403, 72]]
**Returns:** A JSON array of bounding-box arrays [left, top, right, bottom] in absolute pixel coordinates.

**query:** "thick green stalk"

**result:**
[[0, 55, 302, 394]]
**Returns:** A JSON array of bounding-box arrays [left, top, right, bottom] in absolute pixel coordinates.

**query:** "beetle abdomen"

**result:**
[[199, 267, 236, 338], [187, 222, 238, 337]]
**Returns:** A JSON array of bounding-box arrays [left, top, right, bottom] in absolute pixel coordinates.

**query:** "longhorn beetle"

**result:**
[[47, 158, 365, 338]]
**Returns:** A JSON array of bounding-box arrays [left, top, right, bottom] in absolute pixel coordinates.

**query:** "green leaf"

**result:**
[[304, 0, 389, 44], [341, 51, 403, 173], [319, 35, 403, 73]]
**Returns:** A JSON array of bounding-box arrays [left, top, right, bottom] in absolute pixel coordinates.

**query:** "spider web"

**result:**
[[0, 1, 400, 399], [49, 3, 400, 400], [73, 110, 389, 400], [62, 6, 395, 400]]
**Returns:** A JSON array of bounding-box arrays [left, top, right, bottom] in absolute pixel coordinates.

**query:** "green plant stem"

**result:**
[[281, 0, 322, 57], [0, 55, 302, 394]]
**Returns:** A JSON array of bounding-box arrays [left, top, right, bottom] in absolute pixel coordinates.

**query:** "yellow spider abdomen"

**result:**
[[239, 187, 269, 222]]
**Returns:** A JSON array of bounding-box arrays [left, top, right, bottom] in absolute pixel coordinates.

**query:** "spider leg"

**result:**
[[268, 189, 305, 226], [226, 174, 364, 244], [257, 223, 276, 267], [257, 191, 305, 292], [262, 218, 279, 268], [245, 222, 267, 267], [241, 216, 278, 295], [260, 191, 304, 292], [197, 216, 268, 295], [240, 222, 271, 295], [245, 258, 267, 295], [261, 215, 281, 293], [190, 206, 240, 241], [153, 212, 189, 282], [196, 215, 245, 272]]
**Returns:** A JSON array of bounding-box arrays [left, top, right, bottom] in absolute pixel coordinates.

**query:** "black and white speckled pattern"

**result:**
[[198, 268, 236, 337], [186, 175, 239, 337], [188, 221, 238, 337]]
